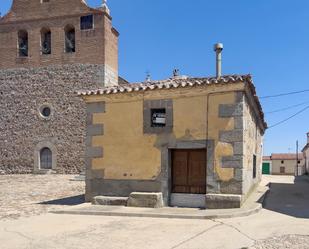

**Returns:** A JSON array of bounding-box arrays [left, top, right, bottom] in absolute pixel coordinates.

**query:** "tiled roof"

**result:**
[[78, 74, 267, 130], [271, 153, 304, 160], [78, 75, 251, 96], [263, 156, 271, 160]]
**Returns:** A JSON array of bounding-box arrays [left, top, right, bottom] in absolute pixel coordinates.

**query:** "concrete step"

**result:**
[[92, 196, 128, 206]]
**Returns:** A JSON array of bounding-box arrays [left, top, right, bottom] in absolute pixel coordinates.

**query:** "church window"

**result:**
[[39, 105, 52, 118], [80, 15, 94, 30], [18, 30, 28, 57], [41, 28, 51, 55], [65, 25, 76, 53]]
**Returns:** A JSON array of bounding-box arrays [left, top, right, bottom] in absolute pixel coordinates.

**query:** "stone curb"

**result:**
[[51, 203, 262, 220], [51, 186, 270, 220]]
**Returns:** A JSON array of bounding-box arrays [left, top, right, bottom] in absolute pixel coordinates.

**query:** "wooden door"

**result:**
[[262, 162, 270, 175], [40, 147, 52, 169], [172, 149, 206, 194]]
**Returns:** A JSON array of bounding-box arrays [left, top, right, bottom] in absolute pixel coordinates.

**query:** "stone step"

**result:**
[[92, 196, 128, 206], [127, 192, 163, 208]]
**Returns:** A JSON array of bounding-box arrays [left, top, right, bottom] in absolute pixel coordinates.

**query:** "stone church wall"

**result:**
[[0, 64, 105, 174]]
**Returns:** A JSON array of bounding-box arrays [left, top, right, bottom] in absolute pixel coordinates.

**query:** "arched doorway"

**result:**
[[40, 147, 52, 169]]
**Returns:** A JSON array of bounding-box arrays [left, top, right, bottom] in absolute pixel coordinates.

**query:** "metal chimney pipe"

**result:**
[[214, 43, 223, 78]]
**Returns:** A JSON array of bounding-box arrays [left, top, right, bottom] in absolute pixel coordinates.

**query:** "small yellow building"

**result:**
[[79, 74, 267, 209]]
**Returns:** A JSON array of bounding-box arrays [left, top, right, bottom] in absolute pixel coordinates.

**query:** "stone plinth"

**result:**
[[127, 192, 163, 208]]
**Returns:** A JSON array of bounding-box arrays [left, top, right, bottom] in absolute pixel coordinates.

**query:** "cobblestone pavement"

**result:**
[[0, 175, 309, 249], [251, 235, 309, 249], [0, 175, 84, 220]]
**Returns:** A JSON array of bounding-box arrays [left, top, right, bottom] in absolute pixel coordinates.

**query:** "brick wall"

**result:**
[[0, 0, 118, 86]]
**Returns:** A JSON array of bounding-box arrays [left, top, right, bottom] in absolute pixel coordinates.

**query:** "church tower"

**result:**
[[0, 0, 119, 174], [0, 0, 119, 86]]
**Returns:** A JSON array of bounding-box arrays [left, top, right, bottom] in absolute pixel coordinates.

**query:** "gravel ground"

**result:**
[[251, 235, 309, 249], [0, 175, 84, 220]]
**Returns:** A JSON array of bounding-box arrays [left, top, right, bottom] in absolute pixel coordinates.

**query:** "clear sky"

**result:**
[[1, 0, 309, 155]]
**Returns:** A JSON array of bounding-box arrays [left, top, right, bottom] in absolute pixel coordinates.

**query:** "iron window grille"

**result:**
[[151, 109, 166, 127]]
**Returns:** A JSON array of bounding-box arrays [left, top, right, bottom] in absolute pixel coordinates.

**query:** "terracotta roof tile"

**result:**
[[271, 153, 304, 160], [78, 75, 249, 96]]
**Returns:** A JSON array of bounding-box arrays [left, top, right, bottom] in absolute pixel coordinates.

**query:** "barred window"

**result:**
[[41, 27, 51, 55], [18, 30, 28, 57], [65, 25, 76, 53]]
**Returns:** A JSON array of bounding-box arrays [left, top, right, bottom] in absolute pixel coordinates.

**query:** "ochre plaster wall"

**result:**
[[85, 83, 244, 183]]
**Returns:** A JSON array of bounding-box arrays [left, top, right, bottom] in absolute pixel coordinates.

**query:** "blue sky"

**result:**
[[1, 0, 309, 155]]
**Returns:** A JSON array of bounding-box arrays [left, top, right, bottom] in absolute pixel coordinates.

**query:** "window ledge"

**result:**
[[16, 57, 29, 63], [81, 29, 96, 37]]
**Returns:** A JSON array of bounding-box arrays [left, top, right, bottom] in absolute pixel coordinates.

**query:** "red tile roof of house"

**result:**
[[270, 153, 304, 160]]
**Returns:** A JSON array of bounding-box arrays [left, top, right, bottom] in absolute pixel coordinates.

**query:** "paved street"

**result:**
[[0, 175, 309, 249], [0, 175, 84, 220]]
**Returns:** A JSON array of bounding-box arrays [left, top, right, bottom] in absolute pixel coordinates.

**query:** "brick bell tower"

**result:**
[[0, 0, 119, 174], [0, 0, 119, 87]]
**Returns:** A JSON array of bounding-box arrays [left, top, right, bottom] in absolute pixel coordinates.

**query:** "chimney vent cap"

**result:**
[[214, 43, 223, 52]]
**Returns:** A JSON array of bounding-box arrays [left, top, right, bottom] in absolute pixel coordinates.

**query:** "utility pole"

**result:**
[[296, 140, 299, 177]]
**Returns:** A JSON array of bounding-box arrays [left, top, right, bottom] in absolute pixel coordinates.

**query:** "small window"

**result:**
[[281, 160, 284, 164], [41, 28, 51, 55], [253, 155, 257, 179], [298, 160, 301, 164], [65, 25, 75, 53], [80, 15, 94, 30], [42, 107, 51, 117], [151, 109, 166, 127], [39, 105, 52, 118], [18, 30, 28, 57]]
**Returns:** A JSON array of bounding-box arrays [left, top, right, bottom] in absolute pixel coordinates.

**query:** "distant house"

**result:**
[[262, 154, 305, 176], [301, 132, 309, 174]]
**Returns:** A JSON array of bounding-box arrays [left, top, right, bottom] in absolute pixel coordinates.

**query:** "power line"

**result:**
[[265, 101, 309, 114], [268, 104, 309, 129], [260, 89, 309, 99]]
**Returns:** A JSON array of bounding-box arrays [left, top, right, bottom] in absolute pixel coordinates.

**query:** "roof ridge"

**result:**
[[77, 74, 252, 95]]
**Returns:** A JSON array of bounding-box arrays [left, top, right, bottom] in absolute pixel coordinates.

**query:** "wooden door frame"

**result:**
[[159, 139, 215, 206]]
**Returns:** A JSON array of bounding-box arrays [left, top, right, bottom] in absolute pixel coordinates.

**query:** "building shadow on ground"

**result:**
[[39, 195, 85, 206], [263, 176, 309, 218]]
